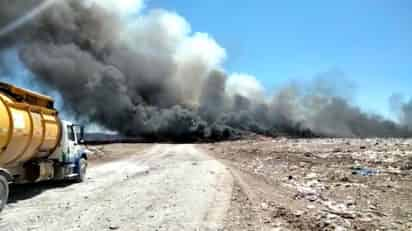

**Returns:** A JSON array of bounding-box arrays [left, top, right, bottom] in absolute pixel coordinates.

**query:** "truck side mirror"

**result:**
[[79, 126, 85, 144]]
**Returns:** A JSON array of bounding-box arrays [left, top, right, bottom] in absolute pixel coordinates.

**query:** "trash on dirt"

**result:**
[[351, 166, 379, 176], [400, 157, 412, 171], [109, 225, 120, 230], [305, 173, 318, 179], [295, 185, 320, 202], [333, 148, 342, 153], [304, 152, 313, 157], [87, 147, 105, 157]]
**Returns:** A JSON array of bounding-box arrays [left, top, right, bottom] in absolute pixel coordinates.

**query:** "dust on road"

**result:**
[[0, 144, 233, 231]]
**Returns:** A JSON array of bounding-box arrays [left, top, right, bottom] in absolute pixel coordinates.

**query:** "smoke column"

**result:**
[[0, 0, 411, 141], [0, 0, 60, 38]]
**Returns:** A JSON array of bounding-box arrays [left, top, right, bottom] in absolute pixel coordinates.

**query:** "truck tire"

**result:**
[[75, 158, 87, 183], [0, 175, 9, 212]]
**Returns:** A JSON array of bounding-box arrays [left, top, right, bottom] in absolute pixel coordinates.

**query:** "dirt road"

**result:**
[[2, 139, 411, 231], [0, 144, 233, 231]]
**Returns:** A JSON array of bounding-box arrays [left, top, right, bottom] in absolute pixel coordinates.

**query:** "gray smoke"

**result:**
[[402, 101, 412, 125], [401, 101, 412, 130], [0, 0, 48, 49], [390, 94, 412, 131], [389, 94, 412, 130], [1, 0, 411, 140]]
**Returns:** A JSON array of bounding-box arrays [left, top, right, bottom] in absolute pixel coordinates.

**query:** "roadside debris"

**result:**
[[203, 137, 412, 230], [109, 225, 120, 230], [400, 156, 412, 171], [351, 166, 380, 176]]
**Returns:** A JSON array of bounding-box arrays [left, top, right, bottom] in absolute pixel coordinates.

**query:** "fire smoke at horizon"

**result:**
[[0, 0, 412, 140]]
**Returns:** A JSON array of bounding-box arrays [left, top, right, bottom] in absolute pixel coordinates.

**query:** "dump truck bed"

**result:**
[[0, 82, 55, 109], [0, 81, 61, 167]]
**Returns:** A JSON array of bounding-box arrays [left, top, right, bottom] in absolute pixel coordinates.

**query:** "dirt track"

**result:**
[[0, 139, 411, 231], [0, 144, 233, 231]]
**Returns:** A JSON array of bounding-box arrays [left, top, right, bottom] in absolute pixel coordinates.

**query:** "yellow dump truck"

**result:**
[[0, 82, 88, 212]]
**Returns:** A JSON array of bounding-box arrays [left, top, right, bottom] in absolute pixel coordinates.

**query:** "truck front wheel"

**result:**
[[75, 158, 88, 183], [0, 175, 9, 212]]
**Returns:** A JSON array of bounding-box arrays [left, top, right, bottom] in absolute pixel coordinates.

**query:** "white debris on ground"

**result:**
[[204, 137, 412, 230]]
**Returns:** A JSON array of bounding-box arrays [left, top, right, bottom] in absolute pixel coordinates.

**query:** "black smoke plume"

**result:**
[[0, 0, 411, 141]]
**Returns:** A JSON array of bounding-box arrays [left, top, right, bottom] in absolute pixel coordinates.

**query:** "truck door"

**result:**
[[64, 125, 77, 163]]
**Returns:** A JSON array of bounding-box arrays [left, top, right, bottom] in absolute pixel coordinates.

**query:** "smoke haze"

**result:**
[[0, 0, 411, 140]]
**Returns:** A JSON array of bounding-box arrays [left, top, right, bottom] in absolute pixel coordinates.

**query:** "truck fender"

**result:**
[[74, 152, 88, 174], [81, 153, 88, 160], [0, 168, 13, 182]]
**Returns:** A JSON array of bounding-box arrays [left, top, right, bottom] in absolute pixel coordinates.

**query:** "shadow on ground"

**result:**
[[8, 181, 74, 204]]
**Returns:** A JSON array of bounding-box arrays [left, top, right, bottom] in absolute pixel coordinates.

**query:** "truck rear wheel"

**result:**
[[0, 175, 9, 212], [75, 158, 87, 183]]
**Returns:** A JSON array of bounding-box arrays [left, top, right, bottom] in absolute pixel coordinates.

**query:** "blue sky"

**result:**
[[148, 0, 411, 118]]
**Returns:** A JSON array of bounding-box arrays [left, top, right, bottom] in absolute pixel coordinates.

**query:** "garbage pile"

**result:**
[[204, 137, 412, 230]]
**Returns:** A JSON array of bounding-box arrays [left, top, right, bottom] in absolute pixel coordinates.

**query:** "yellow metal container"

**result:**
[[0, 82, 61, 167]]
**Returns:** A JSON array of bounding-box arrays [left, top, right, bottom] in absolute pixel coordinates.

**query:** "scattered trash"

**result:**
[[333, 148, 342, 153], [305, 173, 318, 179], [304, 152, 313, 157], [203, 138, 412, 230], [109, 225, 120, 230], [400, 157, 412, 171], [351, 166, 379, 176], [261, 202, 269, 210]]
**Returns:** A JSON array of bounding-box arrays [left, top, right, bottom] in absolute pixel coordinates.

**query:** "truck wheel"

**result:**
[[75, 158, 88, 183], [0, 175, 9, 212]]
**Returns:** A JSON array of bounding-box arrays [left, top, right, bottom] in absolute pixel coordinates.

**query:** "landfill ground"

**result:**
[[0, 139, 411, 231], [201, 137, 412, 231], [0, 144, 232, 231]]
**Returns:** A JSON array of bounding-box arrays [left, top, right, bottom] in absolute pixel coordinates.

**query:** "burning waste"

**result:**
[[0, 0, 412, 141]]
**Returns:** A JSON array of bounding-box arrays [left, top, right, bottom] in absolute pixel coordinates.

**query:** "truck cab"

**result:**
[[50, 120, 88, 182]]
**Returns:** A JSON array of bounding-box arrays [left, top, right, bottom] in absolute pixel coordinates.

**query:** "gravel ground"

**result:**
[[0, 144, 232, 231], [1, 139, 411, 231], [201, 137, 412, 231]]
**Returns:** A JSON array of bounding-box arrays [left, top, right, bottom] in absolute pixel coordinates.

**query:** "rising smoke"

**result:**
[[401, 101, 412, 130], [0, 0, 411, 140]]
